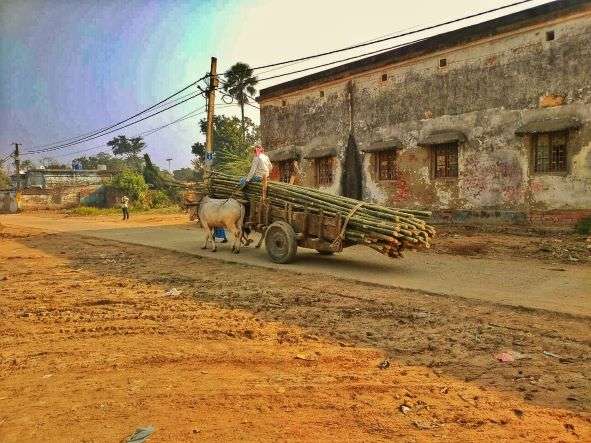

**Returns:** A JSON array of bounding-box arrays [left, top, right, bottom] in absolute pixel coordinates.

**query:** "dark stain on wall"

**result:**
[[341, 134, 362, 199]]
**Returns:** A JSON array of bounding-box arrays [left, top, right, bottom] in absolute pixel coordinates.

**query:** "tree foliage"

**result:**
[[107, 135, 146, 157], [0, 168, 10, 189], [191, 115, 259, 175], [110, 169, 148, 204], [173, 167, 200, 182], [20, 159, 35, 171], [107, 136, 146, 171], [142, 154, 182, 204], [74, 152, 129, 172], [222, 62, 258, 138], [41, 157, 69, 169]]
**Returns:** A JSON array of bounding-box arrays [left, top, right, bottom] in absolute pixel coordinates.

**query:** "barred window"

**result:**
[[432, 143, 458, 178], [377, 150, 396, 180], [277, 160, 293, 183], [533, 131, 567, 173], [316, 156, 333, 186]]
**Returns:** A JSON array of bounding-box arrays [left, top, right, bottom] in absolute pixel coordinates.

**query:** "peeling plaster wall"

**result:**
[[11, 170, 112, 211], [260, 12, 591, 221], [16, 186, 108, 211], [23, 170, 108, 188]]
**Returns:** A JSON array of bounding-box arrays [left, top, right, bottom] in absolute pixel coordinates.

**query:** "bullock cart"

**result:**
[[202, 172, 436, 265], [245, 198, 353, 263]]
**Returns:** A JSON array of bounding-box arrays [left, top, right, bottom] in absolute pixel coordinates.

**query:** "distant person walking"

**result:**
[[121, 195, 130, 220]]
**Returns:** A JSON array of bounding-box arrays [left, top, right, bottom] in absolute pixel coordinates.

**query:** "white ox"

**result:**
[[190, 196, 246, 253]]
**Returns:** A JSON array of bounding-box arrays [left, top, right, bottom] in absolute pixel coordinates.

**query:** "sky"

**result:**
[[0, 0, 554, 172]]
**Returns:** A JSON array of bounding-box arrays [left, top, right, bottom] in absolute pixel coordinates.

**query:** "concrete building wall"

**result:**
[[8, 169, 112, 211], [16, 186, 108, 211], [21, 169, 108, 188], [259, 8, 591, 224]]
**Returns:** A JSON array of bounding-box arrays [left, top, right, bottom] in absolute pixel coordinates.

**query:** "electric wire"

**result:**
[[214, 77, 261, 110], [250, 0, 534, 70], [251, 20, 428, 77], [51, 107, 206, 159], [255, 38, 428, 83], [40, 102, 234, 160], [0, 153, 13, 164], [27, 75, 210, 151], [214, 1, 538, 89], [24, 92, 205, 155]]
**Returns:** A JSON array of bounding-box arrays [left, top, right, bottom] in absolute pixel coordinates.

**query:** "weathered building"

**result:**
[[259, 0, 591, 225], [6, 169, 112, 211]]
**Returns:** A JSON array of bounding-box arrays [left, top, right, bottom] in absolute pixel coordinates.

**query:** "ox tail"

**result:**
[[238, 203, 246, 239]]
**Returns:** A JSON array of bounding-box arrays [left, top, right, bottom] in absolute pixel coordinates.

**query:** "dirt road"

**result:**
[[1, 213, 589, 316], [0, 223, 590, 442]]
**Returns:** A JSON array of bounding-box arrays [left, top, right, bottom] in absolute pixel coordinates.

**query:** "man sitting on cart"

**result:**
[[240, 145, 273, 200]]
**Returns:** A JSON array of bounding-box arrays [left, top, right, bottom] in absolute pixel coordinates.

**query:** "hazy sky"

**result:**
[[0, 0, 553, 171]]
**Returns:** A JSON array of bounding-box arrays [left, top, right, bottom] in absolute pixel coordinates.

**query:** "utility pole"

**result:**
[[166, 158, 172, 173], [12, 143, 21, 189], [204, 57, 218, 171]]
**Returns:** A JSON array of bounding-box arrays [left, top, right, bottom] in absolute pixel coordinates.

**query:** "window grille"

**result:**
[[377, 150, 396, 180], [316, 157, 333, 186], [533, 131, 567, 173], [432, 143, 458, 178]]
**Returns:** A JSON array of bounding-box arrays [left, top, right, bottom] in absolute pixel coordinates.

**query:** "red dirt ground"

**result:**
[[0, 224, 589, 442]]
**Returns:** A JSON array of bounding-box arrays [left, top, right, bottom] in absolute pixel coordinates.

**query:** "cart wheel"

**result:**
[[265, 221, 297, 264], [316, 249, 334, 255]]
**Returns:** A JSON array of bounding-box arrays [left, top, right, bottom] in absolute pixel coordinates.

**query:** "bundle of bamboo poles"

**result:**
[[198, 172, 435, 258]]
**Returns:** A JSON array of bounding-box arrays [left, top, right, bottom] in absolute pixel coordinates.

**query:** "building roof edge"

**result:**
[[259, 0, 591, 101]]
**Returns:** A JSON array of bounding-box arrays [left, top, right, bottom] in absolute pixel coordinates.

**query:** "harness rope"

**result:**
[[330, 202, 364, 249]]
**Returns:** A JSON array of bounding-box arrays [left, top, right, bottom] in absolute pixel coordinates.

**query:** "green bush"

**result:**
[[148, 189, 171, 208], [575, 216, 591, 235], [0, 168, 11, 188], [110, 169, 148, 205]]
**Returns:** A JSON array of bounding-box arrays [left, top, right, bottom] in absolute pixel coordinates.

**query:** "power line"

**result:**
[[25, 90, 198, 150], [251, 0, 534, 70], [253, 21, 429, 78], [50, 106, 207, 159], [24, 92, 205, 155], [138, 105, 206, 137], [0, 153, 13, 165], [256, 38, 428, 83], [255, 26, 590, 94], [28, 75, 210, 151], [41, 101, 236, 160]]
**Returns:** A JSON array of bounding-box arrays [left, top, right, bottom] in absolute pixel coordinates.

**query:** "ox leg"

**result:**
[[241, 232, 252, 247], [201, 223, 211, 250], [210, 228, 217, 252], [229, 226, 241, 254]]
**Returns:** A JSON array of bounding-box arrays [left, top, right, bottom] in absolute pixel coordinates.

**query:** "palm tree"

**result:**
[[222, 62, 258, 140]]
